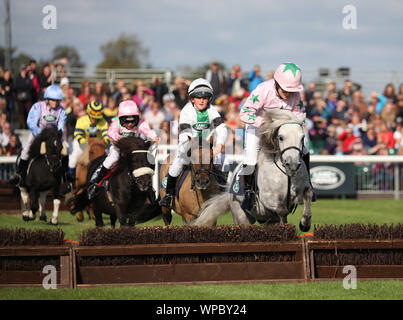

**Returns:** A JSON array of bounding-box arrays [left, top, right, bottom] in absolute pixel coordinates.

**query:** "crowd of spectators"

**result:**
[[1, 59, 403, 168]]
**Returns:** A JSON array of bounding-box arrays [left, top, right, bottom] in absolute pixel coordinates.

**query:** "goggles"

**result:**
[[88, 109, 103, 118]]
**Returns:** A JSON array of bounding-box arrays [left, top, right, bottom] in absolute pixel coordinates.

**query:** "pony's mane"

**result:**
[[28, 127, 60, 159], [77, 138, 106, 166], [259, 109, 305, 154], [114, 136, 147, 155], [114, 136, 150, 173]]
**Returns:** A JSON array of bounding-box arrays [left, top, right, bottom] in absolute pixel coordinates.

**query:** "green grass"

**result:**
[[0, 281, 402, 300], [1, 199, 402, 300], [1, 199, 402, 240]]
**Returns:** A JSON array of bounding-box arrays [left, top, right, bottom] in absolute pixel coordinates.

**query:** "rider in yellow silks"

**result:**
[[67, 101, 110, 183]]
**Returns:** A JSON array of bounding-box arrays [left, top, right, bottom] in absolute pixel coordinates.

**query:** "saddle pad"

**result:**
[[229, 166, 259, 196], [161, 167, 190, 198], [229, 166, 245, 196]]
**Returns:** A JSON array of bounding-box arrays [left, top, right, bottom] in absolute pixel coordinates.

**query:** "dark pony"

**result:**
[[20, 126, 67, 224], [71, 136, 162, 227]]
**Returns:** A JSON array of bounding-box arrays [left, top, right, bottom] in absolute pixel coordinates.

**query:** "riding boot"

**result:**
[[241, 166, 256, 211], [159, 174, 177, 208], [87, 165, 109, 200], [303, 152, 317, 202], [9, 159, 29, 186]]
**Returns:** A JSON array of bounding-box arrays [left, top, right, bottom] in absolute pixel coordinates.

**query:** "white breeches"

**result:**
[[102, 146, 120, 169], [68, 139, 86, 169], [21, 133, 35, 160]]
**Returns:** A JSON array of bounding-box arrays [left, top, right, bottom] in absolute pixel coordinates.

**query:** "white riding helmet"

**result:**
[[188, 78, 214, 101]]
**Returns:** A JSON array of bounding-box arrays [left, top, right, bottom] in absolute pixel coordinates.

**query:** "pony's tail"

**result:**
[[135, 200, 163, 224], [192, 193, 231, 226]]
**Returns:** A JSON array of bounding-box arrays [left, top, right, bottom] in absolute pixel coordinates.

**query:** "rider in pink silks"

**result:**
[[87, 100, 159, 200], [239, 62, 316, 210]]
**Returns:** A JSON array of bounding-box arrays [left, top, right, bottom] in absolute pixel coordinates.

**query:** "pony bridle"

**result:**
[[130, 150, 154, 183], [275, 122, 304, 175]]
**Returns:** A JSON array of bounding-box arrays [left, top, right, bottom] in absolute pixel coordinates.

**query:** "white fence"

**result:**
[[1, 150, 403, 199]]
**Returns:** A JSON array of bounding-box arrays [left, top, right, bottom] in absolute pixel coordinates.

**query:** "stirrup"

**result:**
[[159, 194, 173, 208], [87, 184, 100, 200]]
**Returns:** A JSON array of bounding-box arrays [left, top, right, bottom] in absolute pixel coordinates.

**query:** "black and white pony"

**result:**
[[19, 127, 67, 225]]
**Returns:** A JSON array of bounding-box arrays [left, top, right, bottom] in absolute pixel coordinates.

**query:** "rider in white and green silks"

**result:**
[[239, 62, 316, 211], [159, 78, 228, 209]]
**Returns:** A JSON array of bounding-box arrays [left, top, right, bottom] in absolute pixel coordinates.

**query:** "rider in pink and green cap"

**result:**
[[239, 62, 315, 210]]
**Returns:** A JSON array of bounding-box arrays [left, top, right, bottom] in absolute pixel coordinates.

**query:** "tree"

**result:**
[[51, 45, 85, 68], [96, 33, 149, 69]]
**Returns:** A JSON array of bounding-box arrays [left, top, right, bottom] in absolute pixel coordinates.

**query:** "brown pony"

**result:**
[[159, 137, 220, 225], [70, 138, 106, 221]]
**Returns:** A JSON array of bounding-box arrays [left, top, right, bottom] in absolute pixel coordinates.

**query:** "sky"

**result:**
[[1, 0, 403, 74]]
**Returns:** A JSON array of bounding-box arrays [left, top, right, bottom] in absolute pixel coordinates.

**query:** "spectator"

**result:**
[[0, 69, 14, 122], [368, 91, 387, 114], [0, 121, 12, 148], [94, 81, 108, 105], [247, 65, 263, 92], [361, 122, 378, 153], [150, 76, 169, 106], [172, 80, 189, 109], [162, 93, 180, 122], [4, 133, 22, 156], [383, 83, 397, 104], [225, 101, 244, 132], [132, 80, 149, 107], [305, 82, 316, 105], [309, 118, 327, 154], [103, 96, 118, 124], [78, 80, 94, 107], [380, 100, 397, 130], [330, 100, 348, 122], [323, 80, 337, 99], [38, 63, 54, 97], [350, 138, 368, 156], [66, 99, 85, 144], [15, 64, 33, 129], [395, 94, 403, 124], [350, 90, 368, 116], [143, 100, 165, 130], [112, 79, 126, 103], [393, 121, 403, 150], [376, 120, 395, 149], [326, 92, 338, 112], [338, 126, 358, 154], [227, 64, 249, 107], [27, 60, 40, 104], [337, 79, 355, 104], [324, 124, 338, 155], [205, 60, 227, 103]]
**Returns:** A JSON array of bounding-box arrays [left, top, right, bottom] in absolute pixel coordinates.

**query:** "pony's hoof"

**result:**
[[299, 222, 311, 232], [40, 215, 47, 222], [77, 211, 84, 222], [22, 215, 30, 221], [50, 218, 58, 225]]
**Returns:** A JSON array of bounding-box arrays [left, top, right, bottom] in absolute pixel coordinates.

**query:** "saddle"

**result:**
[[161, 166, 191, 199]]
